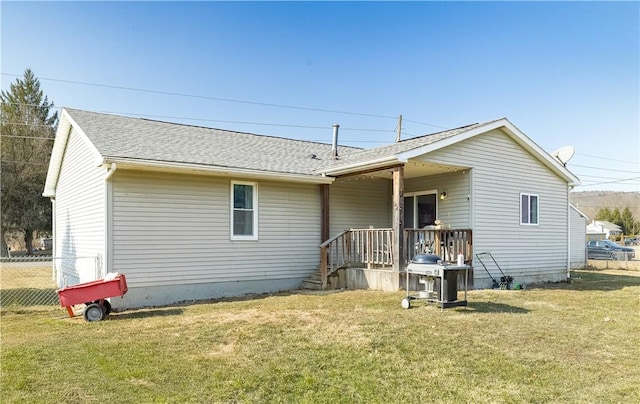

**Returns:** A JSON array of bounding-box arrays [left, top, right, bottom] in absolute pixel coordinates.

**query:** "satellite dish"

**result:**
[[551, 145, 575, 166]]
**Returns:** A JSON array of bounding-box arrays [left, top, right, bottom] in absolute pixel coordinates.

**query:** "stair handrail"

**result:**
[[318, 228, 394, 290]]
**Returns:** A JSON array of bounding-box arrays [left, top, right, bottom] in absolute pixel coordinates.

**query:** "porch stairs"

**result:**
[[301, 271, 324, 291], [301, 265, 349, 291]]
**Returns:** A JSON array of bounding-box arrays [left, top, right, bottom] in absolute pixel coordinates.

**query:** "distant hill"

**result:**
[[570, 191, 640, 220]]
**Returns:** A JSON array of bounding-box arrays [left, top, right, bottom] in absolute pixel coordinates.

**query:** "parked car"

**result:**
[[586, 240, 635, 260], [624, 237, 639, 246]]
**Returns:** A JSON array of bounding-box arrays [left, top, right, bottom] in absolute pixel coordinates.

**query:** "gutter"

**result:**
[[104, 162, 117, 181], [104, 158, 335, 184], [319, 156, 399, 177]]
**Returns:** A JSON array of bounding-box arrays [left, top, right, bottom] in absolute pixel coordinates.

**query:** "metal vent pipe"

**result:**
[[332, 124, 340, 158]]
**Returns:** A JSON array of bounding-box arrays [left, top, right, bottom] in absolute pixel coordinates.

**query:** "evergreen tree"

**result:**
[[620, 208, 638, 235], [594, 207, 612, 222], [0, 68, 58, 255]]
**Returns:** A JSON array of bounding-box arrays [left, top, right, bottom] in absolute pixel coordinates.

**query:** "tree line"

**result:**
[[594, 207, 640, 236]]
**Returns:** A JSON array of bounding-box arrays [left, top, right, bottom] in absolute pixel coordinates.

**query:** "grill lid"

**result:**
[[412, 254, 441, 264]]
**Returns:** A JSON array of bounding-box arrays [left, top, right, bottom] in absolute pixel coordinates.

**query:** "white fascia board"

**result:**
[[43, 109, 105, 197], [570, 204, 589, 219], [43, 115, 70, 197], [319, 156, 399, 176], [104, 158, 335, 184], [396, 118, 581, 186]]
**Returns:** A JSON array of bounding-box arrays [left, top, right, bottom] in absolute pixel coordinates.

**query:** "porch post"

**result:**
[[321, 184, 330, 242], [392, 166, 404, 273]]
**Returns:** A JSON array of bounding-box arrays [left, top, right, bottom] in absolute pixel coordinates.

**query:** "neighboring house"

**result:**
[[569, 204, 588, 269], [586, 220, 622, 239], [44, 108, 580, 309]]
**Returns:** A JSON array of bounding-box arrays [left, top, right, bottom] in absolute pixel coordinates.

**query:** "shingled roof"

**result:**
[[45, 108, 579, 197], [315, 122, 487, 174], [62, 108, 363, 176]]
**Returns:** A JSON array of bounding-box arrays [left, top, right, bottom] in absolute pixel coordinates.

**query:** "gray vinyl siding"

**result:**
[[328, 177, 392, 236], [54, 128, 105, 285], [404, 170, 471, 229], [111, 171, 321, 288], [417, 129, 569, 283], [570, 206, 587, 268]]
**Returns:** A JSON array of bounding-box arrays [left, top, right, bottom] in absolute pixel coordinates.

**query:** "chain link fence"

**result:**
[[586, 247, 640, 271], [0, 256, 99, 309]]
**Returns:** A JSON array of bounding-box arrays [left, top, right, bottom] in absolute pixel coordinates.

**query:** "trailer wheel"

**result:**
[[97, 300, 112, 316], [401, 298, 411, 309], [83, 303, 104, 322]]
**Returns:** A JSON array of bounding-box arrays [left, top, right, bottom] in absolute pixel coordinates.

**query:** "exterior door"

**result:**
[[404, 192, 437, 228]]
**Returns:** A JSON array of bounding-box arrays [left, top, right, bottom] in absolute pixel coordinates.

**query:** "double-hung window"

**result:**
[[231, 181, 258, 240], [520, 193, 539, 225]]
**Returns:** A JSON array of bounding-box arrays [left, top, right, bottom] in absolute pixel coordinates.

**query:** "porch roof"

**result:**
[[317, 118, 580, 186]]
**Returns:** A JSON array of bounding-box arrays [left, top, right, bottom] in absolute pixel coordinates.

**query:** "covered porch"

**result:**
[[316, 158, 474, 291]]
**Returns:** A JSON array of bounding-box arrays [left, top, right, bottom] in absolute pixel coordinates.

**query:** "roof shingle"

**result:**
[[64, 108, 363, 176]]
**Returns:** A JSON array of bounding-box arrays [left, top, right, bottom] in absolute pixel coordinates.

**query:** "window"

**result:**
[[520, 193, 539, 225], [231, 181, 258, 240]]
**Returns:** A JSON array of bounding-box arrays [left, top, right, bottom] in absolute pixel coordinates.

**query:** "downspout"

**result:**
[[105, 162, 117, 182], [567, 185, 571, 279], [51, 198, 56, 282], [103, 163, 117, 277]]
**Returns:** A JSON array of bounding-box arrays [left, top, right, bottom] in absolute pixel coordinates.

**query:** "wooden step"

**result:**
[[302, 279, 322, 290]]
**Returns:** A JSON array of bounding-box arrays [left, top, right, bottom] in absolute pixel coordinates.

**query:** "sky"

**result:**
[[2, 1, 639, 192]]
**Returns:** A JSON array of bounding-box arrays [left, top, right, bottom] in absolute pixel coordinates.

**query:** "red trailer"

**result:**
[[57, 273, 128, 321]]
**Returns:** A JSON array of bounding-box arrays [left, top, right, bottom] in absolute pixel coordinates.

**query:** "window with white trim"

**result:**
[[231, 181, 258, 240], [520, 193, 539, 225]]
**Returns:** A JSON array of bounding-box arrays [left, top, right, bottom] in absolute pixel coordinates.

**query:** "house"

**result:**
[[586, 220, 622, 239], [44, 108, 580, 309], [569, 204, 588, 269]]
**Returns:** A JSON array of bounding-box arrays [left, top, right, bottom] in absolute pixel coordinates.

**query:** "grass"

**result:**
[[1, 270, 640, 403]]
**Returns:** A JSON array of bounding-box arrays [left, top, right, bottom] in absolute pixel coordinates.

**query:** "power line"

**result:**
[[1, 72, 399, 120], [575, 173, 636, 180], [0, 160, 49, 165], [0, 135, 54, 140], [402, 118, 447, 129], [575, 176, 640, 186], [568, 163, 640, 174], [1, 102, 397, 134], [1, 122, 56, 129], [574, 151, 638, 165], [2, 73, 450, 130], [94, 110, 396, 133], [542, 146, 639, 166]]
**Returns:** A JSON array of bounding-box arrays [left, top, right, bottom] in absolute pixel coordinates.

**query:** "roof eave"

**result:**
[[319, 156, 400, 176], [105, 158, 335, 184], [43, 108, 105, 197], [43, 110, 72, 198]]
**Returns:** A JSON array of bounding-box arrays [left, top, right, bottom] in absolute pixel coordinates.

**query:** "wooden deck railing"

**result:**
[[318, 228, 394, 289], [404, 228, 473, 266], [318, 228, 472, 290]]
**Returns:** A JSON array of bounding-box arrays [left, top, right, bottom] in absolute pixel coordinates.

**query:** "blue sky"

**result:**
[[2, 1, 638, 192]]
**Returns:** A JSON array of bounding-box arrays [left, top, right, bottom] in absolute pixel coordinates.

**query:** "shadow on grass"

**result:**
[[465, 301, 530, 314], [109, 307, 185, 320], [526, 270, 640, 292]]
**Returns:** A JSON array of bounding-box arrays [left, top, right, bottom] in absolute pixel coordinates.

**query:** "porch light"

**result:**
[[439, 191, 447, 200]]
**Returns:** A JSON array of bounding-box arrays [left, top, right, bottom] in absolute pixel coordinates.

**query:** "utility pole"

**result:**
[[395, 114, 402, 143]]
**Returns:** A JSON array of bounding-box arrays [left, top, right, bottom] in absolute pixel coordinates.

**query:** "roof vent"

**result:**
[[332, 124, 339, 159]]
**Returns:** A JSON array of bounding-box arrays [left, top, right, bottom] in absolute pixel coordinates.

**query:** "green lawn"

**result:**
[[2, 270, 639, 403]]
